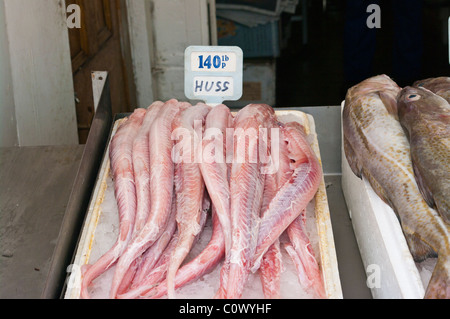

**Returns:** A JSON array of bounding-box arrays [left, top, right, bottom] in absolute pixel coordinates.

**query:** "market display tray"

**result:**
[[64, 109, 343, 299]]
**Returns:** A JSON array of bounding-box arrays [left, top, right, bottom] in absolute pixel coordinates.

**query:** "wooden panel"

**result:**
[[67, 0, 89, 72], [69, 0, 136, 143], [93, 0, 113, 47]]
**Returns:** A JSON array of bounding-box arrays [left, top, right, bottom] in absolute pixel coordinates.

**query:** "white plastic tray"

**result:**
[[65, 110, 343, 299]]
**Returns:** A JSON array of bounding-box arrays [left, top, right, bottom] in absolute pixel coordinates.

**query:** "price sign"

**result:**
[[185, 46, 243, 106]]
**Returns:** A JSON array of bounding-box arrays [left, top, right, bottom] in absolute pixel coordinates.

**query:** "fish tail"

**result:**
[[424, 254, 450, 299]]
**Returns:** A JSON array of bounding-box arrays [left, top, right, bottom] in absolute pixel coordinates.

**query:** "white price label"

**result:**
[[185, 46, 243, 106]]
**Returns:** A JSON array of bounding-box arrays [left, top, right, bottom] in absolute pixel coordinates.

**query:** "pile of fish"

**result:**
[[343, 75, 450, 299], [80, 101, 326, 299]]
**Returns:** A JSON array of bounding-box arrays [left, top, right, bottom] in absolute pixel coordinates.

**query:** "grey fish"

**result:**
[[397, 86, 450, 224], [343, 75, 450, 299], [413, 77, 450, 103]]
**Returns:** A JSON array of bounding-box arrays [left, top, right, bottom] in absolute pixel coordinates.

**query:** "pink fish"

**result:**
[[286, 211, 326, 298], [117, 193, 210, 299], [80, 108, 146, 299], [259, 122, 291, 299], [166, 103, 211, 298], [117, 101, 165, 293], [109, 99, 188, 298], [132, 101, 165, 235], [199, 104, 233, 255], [224, 104, 277, 299], [252, 122, 322, 274], [144, 206, 225, 299], [131, 191, 178, 285]]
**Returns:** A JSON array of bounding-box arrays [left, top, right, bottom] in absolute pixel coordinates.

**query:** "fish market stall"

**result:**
[[0, 77, 372, 299]]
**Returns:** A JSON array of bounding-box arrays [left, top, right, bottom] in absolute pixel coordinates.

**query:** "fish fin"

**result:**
[[434, 193, 450, 224], [403, 233, 437, 262], [411, 161, 435, 209], [343, 136, 362, 179], [424, 255, 450, 299], [363, 170, 393, 208], [378, 91, 398, 118]]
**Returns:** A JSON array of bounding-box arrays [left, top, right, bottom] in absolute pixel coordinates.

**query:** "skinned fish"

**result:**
[[109, 99, 188, 298], [413, 77, 450, 103], [199, 104, 233, 256], [117, 193, 211, 299], [397, 86, 450, 224], [343, 75, 450, 299], [224, 104, 277, 299], [251, 122, 322, 273], [80, 108, 146, 299], [131, 191, 178, 285], [286, 211, 325, 298], [117, 101, 166, 293], [258, 121, 289, 299], [166, 103, 211, 298], [140, 206, 225, 299]]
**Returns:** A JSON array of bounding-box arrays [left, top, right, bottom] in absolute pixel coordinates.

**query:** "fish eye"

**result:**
[[407, 94, 421, 101], [417, 83, 424, 87]]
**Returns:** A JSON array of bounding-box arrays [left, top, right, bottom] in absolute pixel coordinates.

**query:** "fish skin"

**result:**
[[397, 86, 450, 224], [343, 75, 450, 299], [109, 99, 188, 298], [225, 104, 277, 299], [166, 103, 211, 299], [80, 108, 146, 299], [413, 77, 450, 103], [251, 121, 322, 273]]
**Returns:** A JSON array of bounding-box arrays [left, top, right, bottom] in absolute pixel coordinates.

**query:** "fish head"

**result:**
[[345, 75, 401, 116], [397, 86, 449, 125], [413, 77, 450, 93]]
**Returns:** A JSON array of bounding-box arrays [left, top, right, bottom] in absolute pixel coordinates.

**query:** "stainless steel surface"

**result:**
[[42, 76, 113, 298], [0, 145, 84, 299]]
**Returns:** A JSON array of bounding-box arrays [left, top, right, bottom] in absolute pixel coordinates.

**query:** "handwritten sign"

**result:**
[[185, 46, 243, 106]]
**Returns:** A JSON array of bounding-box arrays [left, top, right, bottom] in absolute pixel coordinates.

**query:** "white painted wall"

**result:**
[[126, 0, 215, 105], [1, 0, 78, 147], [0, 0, 18, 147], [150, 0, 212, 101], [126, 0, 156, 108]]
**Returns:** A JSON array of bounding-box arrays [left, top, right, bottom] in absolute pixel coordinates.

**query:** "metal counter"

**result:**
[[0, 85, 372, 298], [0, 145, 84, 298]]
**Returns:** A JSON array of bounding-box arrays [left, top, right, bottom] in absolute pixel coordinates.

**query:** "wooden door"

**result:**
[[67, 0, 136, 143]]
